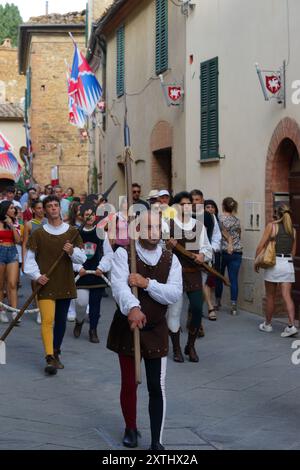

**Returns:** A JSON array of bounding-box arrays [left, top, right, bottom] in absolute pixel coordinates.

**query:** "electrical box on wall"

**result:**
[[245, 201, 262, 231]]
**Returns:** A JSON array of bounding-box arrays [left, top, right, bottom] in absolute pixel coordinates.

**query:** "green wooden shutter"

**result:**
[[155, 0, 168, 75], [116, 25, 125, 97], [200, 57, 219, 160]]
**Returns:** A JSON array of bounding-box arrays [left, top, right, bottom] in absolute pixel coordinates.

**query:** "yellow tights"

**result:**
[[38, 299, 56, 356]]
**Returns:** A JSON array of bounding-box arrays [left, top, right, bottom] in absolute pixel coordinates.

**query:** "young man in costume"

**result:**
[[167, 191, 212, 363], [73, 204, 114, 343], [107, 210, 182, 450], [24, 195, 86, 375]]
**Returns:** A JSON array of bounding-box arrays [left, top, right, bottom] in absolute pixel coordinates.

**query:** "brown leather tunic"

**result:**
[[107, 248, 173, 359], [27, 226, 83, 300], [170, 219, 202, 292]]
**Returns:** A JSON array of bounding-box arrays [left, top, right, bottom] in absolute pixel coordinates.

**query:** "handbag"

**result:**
[[255, 224, 277, 269]]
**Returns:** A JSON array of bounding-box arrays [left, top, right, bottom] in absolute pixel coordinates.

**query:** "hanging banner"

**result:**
[[51, 166, 59, 186], [159, 75, 184, 107], [167, 86, 183, 104]]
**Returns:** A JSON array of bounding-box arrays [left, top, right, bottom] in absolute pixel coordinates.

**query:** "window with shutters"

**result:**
[[155, 0, 168, 75], [200, 57, 219, 160], [116, 25, 125, 97]]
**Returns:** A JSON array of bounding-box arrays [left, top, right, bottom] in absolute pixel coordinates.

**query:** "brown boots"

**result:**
[[73, 320, 84, 338], [89, 329, 99, 343], [169, 328, 199, 363], [184, 328, 199, 362], [44, 350, 64, 375], [44, 355, 57, 375], [74, 321, 99, 343], [169, 330, 184, 362], [54, 349, 64, 369]]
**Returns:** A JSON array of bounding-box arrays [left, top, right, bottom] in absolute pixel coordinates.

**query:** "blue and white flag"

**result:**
[[68, 40, 102, 117]]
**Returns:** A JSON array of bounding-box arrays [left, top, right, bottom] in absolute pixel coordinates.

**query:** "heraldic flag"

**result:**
[[0, 131, 21, 181], [68, 40, 102, 118]]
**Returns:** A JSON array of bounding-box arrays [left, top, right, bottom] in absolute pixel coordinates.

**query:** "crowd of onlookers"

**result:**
[[0, 181, 298, 340]]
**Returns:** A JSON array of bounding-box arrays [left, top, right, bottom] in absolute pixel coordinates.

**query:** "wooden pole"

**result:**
[[124, 121, 141, 385], [0, 225, 84, 343]]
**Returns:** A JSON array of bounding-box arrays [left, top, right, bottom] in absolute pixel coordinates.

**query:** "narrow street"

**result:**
[[1, 277, 300, 450]]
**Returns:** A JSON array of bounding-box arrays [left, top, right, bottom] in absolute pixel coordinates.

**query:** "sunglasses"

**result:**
[[133, 190, 141, 194]]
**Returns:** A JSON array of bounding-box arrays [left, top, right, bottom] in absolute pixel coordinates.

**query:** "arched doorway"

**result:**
[[265, 118, 300, 315]]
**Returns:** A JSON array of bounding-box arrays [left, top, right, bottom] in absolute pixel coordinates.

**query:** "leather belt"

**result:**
[[183, 267, 198, 273]]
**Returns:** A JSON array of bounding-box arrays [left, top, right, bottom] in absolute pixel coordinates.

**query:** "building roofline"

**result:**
[[95, 0, 128, 33], [0, 116, 23, 122], [18, 23, 85, 74], [94, 0, 142, 37], [87, 0, 141, 65]]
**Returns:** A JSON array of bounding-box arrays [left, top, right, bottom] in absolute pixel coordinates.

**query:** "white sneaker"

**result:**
[[67, 313, 76, 322], [12, 311, 21, 324], [231, 304, 238, 315], [281, 325, 298, 338], [36, 312, 41, 324], [0, 311, 9, 323], [259, 322, 273, 333]]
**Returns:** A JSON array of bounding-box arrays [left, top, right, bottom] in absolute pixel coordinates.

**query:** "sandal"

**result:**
[[208, 309, 217, 321]]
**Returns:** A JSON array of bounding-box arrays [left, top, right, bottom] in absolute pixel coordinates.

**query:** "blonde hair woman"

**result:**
[[255, 205, 297, 337]]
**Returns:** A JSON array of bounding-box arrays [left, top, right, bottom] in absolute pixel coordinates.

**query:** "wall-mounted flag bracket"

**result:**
[[255, 61, 286, 108]]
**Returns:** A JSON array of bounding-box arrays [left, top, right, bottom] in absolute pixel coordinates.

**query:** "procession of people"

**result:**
[[0, 181, 298, 450]]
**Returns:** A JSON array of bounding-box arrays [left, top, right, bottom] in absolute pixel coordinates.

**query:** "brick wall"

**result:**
[[0, 45, 25, 104], [29, 35, 88, 193]]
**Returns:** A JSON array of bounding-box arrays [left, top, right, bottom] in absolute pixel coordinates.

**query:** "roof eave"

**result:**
[[18, 23, 85, 74]]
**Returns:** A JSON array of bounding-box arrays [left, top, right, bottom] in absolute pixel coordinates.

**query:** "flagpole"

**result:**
[[68, 31, 77, 46]]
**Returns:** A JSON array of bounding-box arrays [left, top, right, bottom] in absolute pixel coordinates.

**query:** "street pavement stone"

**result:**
[[0, 277, 300, 450]]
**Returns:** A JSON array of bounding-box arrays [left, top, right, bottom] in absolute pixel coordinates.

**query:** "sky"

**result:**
[[0, 0, 87, 21]]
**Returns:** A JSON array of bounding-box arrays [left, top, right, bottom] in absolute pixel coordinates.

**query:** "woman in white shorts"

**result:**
[[255, 204, 297, 337]]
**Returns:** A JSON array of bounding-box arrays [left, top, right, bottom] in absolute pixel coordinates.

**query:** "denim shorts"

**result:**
[[0, 245, 19, 265]]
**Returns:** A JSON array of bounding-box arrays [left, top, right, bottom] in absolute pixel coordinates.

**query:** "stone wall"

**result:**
[[0, 40, 25, 104], [28, 35, 89, 192]]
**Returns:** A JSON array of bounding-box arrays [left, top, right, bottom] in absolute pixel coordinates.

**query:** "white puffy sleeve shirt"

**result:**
[[111, 242, 183, 316]]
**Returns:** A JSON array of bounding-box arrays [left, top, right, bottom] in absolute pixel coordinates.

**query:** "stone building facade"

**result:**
[[0, 38, 26, 179], [88, 0, 186, 204], [18, 12, 89, 192], [185, 0, 300, 315], [0, 38, 26, 106]]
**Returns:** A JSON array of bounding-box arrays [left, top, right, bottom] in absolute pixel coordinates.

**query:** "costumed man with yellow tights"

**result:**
[[24, 195, 86, 375]]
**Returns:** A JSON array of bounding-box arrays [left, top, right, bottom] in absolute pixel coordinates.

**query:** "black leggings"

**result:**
[[187, 290, 203, 329]]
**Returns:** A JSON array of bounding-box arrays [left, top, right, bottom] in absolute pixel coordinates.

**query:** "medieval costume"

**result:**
[[73, 226, 114, 343], [24, 222, 86, 374], [167, 216, 212, 362], [107, 241, 182, 450]]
